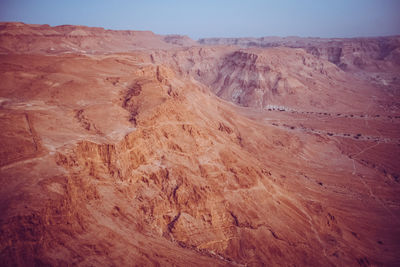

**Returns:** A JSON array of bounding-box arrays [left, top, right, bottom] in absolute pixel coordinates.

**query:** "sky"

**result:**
[[0, 0, 399, 39]]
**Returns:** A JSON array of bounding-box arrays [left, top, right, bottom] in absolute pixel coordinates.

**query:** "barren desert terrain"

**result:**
[[0, 22, 399, 266]]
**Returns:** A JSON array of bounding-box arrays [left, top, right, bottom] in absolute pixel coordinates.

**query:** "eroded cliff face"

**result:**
[[199, 36, 400, 93], [1, 23, 400, 266], [198, 36, 400, 70], [151, 46, 385, 112]]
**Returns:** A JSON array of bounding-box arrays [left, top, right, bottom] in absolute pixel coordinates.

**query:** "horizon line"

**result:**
[[1, 20, 399, 41]]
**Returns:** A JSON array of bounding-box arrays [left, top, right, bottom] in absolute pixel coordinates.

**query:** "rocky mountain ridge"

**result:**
[[0, 22, 399, 266], [0, 22, 197, 54], [198, 36, 400, 69]]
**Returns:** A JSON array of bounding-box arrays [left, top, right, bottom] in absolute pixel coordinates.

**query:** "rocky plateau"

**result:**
[[0, 22, 400, 266]]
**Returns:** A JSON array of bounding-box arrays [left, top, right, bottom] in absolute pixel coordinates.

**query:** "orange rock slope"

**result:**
[[0, 23, 400, 266]]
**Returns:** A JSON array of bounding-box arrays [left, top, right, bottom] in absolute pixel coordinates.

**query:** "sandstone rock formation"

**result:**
[[0, 23, 399, 266], [151, 47, 383, 111], [198, 36, 400, 70], [199, 36, 400, 93]]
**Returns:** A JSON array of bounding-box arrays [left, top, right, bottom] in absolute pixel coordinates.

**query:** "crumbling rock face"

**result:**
[[208, 48, 342, 109], [198, 36, 400, 71], [152, 46, 380, 112]]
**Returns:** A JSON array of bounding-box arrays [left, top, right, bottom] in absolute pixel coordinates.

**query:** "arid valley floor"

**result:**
[[0, 22, 400, 266]]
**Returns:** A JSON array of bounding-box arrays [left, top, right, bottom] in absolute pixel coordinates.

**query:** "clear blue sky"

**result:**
[[1, 0, 399, 39]]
